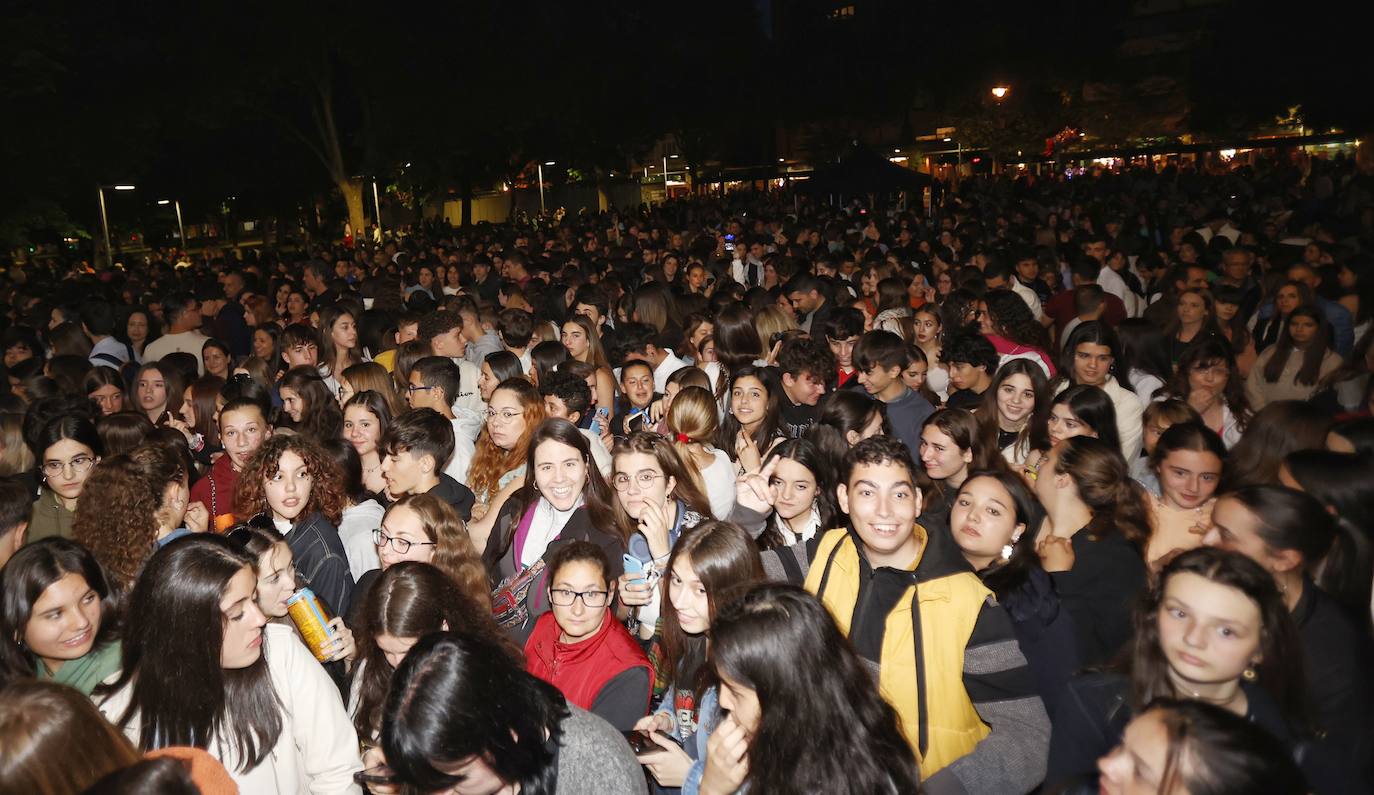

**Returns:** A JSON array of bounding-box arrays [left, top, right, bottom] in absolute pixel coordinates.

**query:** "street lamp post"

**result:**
[[157, 199, 186, 254], [373, 179, 384, 242], [537, 161, 555, 213], [97, 184, 135, 267]]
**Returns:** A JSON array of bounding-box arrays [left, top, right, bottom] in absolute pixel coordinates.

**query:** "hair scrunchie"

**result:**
[[675, 432, 690, 443]]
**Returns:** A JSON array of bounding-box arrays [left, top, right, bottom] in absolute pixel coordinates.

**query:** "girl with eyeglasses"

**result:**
[[0, 538, 122, 696], [484, 419, 622, 645], [611, 431, 714, 641], [97, 535, 364, 793], [226, 522, 355, 666], [525, 541, 652, 731], [465, 378, 546, 543], [27, 416, 102, 543], [357, 493, 489, 619]]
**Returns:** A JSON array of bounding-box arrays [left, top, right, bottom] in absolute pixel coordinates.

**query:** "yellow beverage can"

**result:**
[[286, 588, 335, 662]]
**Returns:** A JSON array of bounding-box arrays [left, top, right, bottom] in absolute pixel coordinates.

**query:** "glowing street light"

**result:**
[[991, 85, 1010, 100], [158, 199, 187, 251], [537, 161, 556, 212], [97, 184, 136, 267]]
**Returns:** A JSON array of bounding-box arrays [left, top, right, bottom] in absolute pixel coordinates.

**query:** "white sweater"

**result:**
[[98, 624, 363, 794]]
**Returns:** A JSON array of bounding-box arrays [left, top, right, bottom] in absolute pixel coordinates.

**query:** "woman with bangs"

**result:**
[[611, 431, 713, 641], [342, 390, 393, 498], [1161, 337, 1251, 448], [716, 365, 786, 475], [466, 377, 547, 546], [484, 419, 622, 645], [1246, 304, 1343, 409], [978, 358, 1050, 468]]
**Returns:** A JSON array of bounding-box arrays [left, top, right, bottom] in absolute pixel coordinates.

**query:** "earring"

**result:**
[[1242, 667, 1258, 682], [1000, 544, 1015, 561]]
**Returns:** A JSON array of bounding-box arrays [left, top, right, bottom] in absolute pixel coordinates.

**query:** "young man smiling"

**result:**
[[804, 437, 1049, 791], [853, 330, 933, 457]]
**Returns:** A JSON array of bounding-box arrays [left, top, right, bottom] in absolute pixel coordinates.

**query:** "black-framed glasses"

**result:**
[[373, 529, 437, 554], [405, 384, 437, 394], [548, 588, 610, 608]]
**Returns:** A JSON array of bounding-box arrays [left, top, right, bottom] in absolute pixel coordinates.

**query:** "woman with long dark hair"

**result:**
[[1162, 287, 1225, 365], [0, 538, 122, 695], [684, 584, 921, 795], [349, 562, 517, 745], [27, 416, 102, 542], [1115, 318, 1174, 405], [700, 303, 764, 398], [1054, 322, 1143, 460], [716, 365, 785, 474], [1204, 485, 1373, 769], [1280, 449, 1374, 614], [1160, 337, 1251, 449], [977, 358, 1050, 468], [1246, 305, 1342, 409], [918, 408, 1005, 539], [277, 366, 343, 444], [725, 437, 837, 584], [1048, 548, 1312, 789], [1254, 280, 1316, 354], [611, 431, 713, 641], [1033, 435, 1150, 666], [84, 366, 126, 416], [343, 390, 392, 497], [805, 389, 885, 463], [1097, 699, 1305, 795], [630, 521, 763, 791], [949, 470, 1077, 719], [1021, 384, 1120, 482], [484, 419, 622, 644], [96, 535, 363, 792], [978, 289, 1055, 377], [1222, 400, 1331, 490], [368, 631, 644, 794]]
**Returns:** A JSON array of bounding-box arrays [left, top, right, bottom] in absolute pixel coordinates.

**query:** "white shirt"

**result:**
[[700, 447, 737, 520], [142, 330, 210, 374], [1097, 265, 1138, 318], [338, 500, 383, 581], [1010, 278, 1045, 322], [580, 428, 613, 475], [520, 498, 580, 568], [98, 624, 363, 794], [652, 349, 690, 393]]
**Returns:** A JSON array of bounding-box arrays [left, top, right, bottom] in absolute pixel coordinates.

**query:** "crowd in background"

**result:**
[[1, 152, 1373, 794]]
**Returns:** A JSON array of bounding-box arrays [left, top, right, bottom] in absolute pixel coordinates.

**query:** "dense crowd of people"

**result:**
[[2, 153, 1374, 794]]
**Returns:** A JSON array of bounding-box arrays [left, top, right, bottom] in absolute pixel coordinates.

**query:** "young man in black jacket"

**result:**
[[379, 408, 477, 521]]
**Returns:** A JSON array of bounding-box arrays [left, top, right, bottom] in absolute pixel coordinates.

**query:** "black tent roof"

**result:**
[[798, 142, 932, 195]]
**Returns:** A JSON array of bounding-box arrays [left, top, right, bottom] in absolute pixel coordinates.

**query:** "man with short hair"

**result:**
[[81, 300, 131, 369], [942, 331, 999, 410], [776, 336, 833, 437], [616, 322, 688, 393], [611, 359, 658, 438], [407, 356, 481, 483], [801, 437, 1050, 789], [279, 323, 321, 371], [458, 303, 502, 365], [1217, 247, 1261, 320], [1042, 257, 1126, 336], [823, 308, 867, 389], [303, 259, 338, 311], [853, 330, 933, 456], [539, 370, 612, 473], [983, 256, 1043, 323], [0, 476, 31, 568], [786, 274, 834, 336], [418, 310, 485, 423], [380, 408, 477, 520], [142, 292, 209, 372], [497, 308, 535, 374], [372, 310, 422, 373]]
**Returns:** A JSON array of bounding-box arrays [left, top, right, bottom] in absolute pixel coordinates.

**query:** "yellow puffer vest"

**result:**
[[804, 526, 992, 779]]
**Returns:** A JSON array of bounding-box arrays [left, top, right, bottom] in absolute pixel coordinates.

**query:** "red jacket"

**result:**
[[190, 455, 240, 533], [524, 610, 652, 712]]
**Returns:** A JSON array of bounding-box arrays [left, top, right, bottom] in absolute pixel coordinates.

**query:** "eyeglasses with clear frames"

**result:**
[[41, 455, 96, 478], [373, 529, 437, 554], [548, 588, 610, 608], [612, 470, 666, 491]]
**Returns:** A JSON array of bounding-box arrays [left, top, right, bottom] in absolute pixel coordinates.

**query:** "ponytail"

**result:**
[[1277, 450, 1374, 614], [1057, 436, 1149, 550]]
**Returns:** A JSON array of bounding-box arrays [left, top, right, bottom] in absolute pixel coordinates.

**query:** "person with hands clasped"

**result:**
[[612, 432, 713, 641]]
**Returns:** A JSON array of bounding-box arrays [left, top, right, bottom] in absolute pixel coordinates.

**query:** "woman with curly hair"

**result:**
[[465, 378, 546, 544], [73, 442, 207, 592], [234, 434, 354, 616], [978, 289, 1055, 377]]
